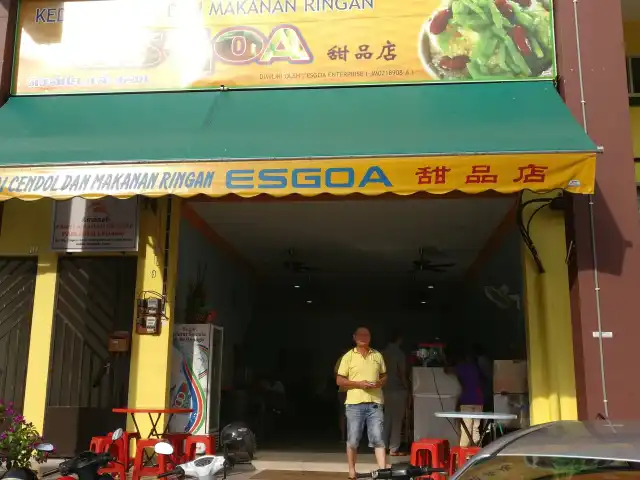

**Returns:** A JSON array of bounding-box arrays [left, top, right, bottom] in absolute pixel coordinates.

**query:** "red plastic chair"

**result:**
[[184, 435, 216, 461], [131, 439, 172, 480], [90, 432, 141, 464], [449, 446, 481, 476], [98, 462, 127, 480], [99, 439, 127, 480], [410, 439, 449, 480], [89, 435, 112, 453], [122, 431, 142, 465], [163, 433, 190, 464], [98, 431, 142, 479]]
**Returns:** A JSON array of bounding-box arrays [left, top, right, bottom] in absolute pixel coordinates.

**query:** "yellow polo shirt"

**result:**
[[337, 348, 387, 404], [335, 358, 347, 393]]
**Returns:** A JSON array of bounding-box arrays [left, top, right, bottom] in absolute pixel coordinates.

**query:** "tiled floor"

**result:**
[[253, 450, 410, 473]]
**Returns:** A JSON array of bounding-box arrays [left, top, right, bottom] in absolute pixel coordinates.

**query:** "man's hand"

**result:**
[[339, 377, 382, 389], [355, 380, 375, 389], [366, 375, 387, 389]]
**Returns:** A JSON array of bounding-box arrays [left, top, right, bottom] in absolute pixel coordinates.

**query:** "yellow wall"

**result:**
[[0, 197, 180, 436], [631, 109, 640, 161], [624, 22, 640, 162], [624, 22, 640, 56], [0, 200, 58, 432], [521, 192, 578, 424], [126, 197, 181, 434]]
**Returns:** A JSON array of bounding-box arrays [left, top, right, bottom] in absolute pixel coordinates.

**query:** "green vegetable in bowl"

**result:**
[[428, 0, 553, 80]]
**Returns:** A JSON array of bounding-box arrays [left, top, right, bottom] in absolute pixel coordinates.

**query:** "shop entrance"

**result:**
[[43, 256, 137, 457], [0, 258, 37, 412], [174, 195, 528, 463]]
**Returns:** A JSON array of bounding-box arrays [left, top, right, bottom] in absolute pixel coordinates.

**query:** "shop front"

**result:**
[[0, 0, 599, 451]]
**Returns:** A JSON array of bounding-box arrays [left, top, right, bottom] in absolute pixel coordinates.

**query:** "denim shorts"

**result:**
[[345, 403, 385, 449]]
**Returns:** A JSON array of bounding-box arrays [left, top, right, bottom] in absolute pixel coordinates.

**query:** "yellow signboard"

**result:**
[[14, 0, 555, 94], [0, 154, 594, 201]]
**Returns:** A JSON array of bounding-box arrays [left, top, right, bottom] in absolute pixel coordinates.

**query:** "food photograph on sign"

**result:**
[[13, 0, 555, 94], [420, 0, 553, 80]]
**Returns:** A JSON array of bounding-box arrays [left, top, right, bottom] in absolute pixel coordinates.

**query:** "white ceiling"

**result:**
[[622, 0, 640, 20], [189, 197, 515, 289]]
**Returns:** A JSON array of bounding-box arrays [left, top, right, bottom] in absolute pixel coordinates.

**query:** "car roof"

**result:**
[[476, 421, 640, 463]]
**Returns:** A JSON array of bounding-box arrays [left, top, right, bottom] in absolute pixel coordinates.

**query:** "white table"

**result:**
[[434, 411, 518, 447]]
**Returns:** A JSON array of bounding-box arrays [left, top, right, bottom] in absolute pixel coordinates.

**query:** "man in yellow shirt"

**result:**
[[335, 356, 348, 441], [336, 327, 387, 478]]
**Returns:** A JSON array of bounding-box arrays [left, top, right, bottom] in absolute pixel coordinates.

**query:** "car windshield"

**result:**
[[455, 455, 640, 480]]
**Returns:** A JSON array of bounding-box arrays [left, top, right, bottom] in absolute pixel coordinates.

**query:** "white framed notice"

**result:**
[[51, 197, 139, 252]]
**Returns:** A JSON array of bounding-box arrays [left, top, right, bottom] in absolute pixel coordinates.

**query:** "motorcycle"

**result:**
[[151, 422, 442, 480], [47, 429, 125, 480], [355, 464, 446, 480], [153, 430, 253, 480], [3, 429, 125, 480], [152, 448, 444, 480]]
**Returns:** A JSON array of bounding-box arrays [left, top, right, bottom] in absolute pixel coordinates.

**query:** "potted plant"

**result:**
[[0, 401, 49, 480], [185, 264, 209, 323]]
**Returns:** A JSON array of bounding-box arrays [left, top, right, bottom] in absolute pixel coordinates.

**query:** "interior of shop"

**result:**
[[172, 195, 528, 453]]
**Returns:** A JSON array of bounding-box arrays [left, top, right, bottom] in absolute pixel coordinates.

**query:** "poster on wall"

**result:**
[[169, 324, 224, 436], [51, 197, 138, 252], [13, 0, 555, 94]]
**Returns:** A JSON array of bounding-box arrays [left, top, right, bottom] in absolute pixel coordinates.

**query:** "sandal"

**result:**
[[390, 452, 409, 456]]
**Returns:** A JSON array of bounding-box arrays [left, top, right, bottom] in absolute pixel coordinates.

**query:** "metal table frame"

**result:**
[[434, 411, 518, 447]]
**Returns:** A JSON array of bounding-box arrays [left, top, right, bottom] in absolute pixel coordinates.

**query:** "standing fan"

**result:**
[[484, 285, 521, 310]]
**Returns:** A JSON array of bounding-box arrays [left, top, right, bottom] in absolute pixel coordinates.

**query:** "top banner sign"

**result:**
[[13, 0, 555, 94]]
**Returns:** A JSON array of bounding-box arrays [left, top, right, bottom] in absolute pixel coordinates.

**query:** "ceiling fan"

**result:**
[[282, 248, 317, 273], [411, 247, 456, 273]]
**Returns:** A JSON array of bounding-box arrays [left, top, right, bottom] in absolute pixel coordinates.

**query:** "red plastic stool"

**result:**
[[449, 446, 481, 476], [163, 433, 190, 464], [89, 435, 112, 453], [98, 431, 142, 479], [131, 439, 171, 480], [184, 435, 216, 460], [121, 431, 142, 466], [410, 439, 449, 480], [99, 439, 127, 480], [99, 462, 127, 480]]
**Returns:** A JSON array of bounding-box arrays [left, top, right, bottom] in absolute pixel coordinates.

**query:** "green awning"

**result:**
[[0, 81, 595, 167]]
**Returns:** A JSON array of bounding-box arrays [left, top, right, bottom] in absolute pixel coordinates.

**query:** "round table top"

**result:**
[[113, 408, 193, 414], [434, 411, 518, 420]]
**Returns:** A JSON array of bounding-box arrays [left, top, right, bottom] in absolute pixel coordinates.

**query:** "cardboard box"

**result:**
[[108, 331, 130, 352], [493, 360, 528, 394]]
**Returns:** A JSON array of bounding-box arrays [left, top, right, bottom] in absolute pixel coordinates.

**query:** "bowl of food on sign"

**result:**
[[418, 0, 552, 81], [213, 29, 265, 62]]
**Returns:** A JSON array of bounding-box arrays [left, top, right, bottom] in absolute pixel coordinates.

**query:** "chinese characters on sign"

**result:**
[[14, 0, 556, 94], [415, 166, 451, 185], [0, 155, 594, 201], [327, 41, 397, 62], [514, 164, 549, 183], [415, 164, 550, 186], [466, 165, 498, 184]]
